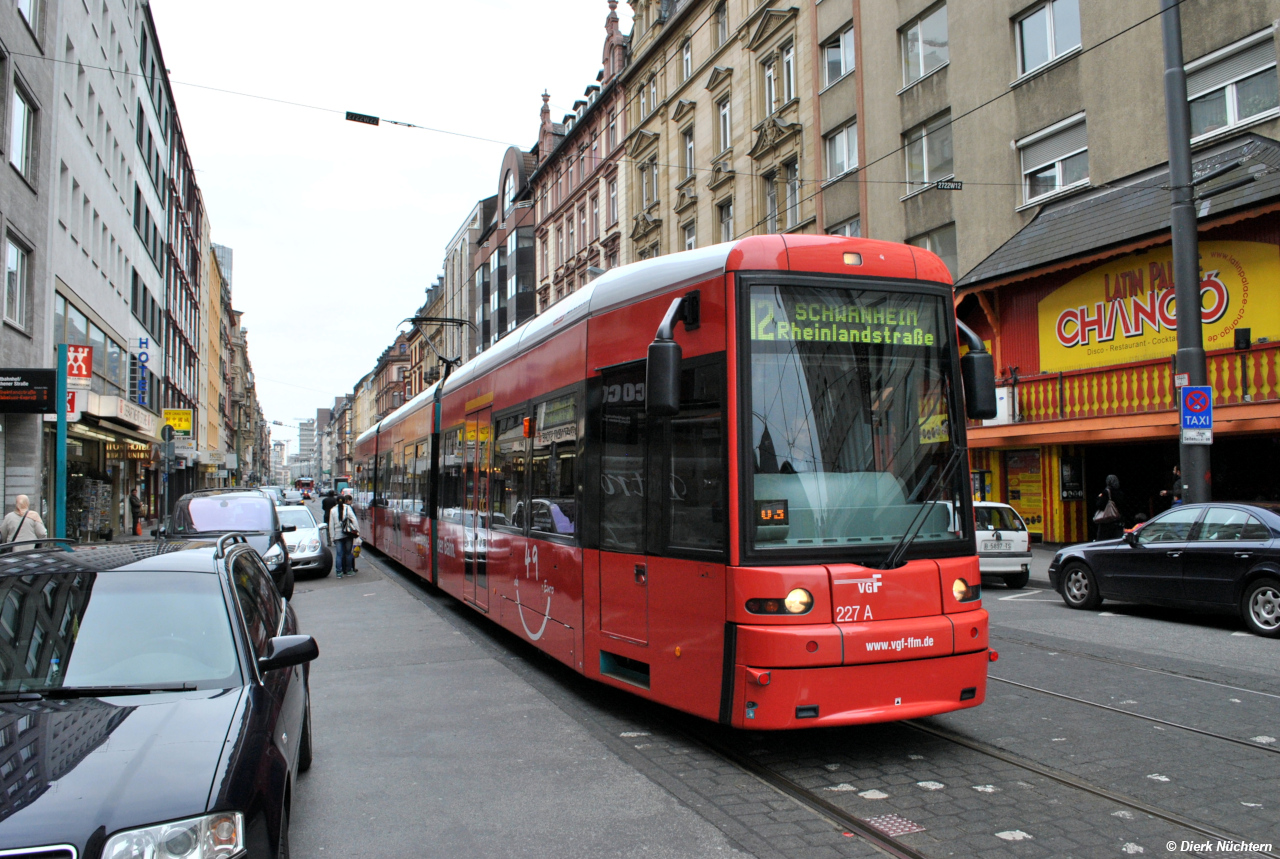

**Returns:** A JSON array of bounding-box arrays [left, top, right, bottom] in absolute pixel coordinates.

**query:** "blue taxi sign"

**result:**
[[1180, 385, 1213, 445]]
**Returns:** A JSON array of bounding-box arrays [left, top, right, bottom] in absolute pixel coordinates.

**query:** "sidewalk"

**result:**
[[289, 553, 754, 859]]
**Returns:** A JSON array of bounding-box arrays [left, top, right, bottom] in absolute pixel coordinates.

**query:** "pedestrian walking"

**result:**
[[128, 488, 143, 536], [320, 490, 338, 545], [1158, 464, 1183, 508], [329, 490, 358, 577], [1094, 474, 1126, 541], [1, 496, 48, 550]]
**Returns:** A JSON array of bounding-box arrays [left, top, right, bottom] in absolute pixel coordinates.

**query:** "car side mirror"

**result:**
[[319, 523, 329, 532], [1123, 531, 1138, 546], [282, 524, 297, 532], [257, 634, 319, 672], [957, 320, 998, 420]]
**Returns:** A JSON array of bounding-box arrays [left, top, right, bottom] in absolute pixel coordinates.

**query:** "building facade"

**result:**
[[0, 0, 58, 515], [474, 149, 538, 351]]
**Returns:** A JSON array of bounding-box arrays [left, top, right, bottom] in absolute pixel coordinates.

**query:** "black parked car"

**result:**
[[0, 537, 317, 858], [163, 489, 296, 599], [1048, 501, 1280, 637]]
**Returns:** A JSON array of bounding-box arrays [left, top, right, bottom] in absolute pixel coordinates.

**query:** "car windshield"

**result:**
[[174, 496, 276, 534], [976, 506, 1025, 532], [277, 507, 316, 530], [0, 571, 239, 693], [745, 283, 967, 556]]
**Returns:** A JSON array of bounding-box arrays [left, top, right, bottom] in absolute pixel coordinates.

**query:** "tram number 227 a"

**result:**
[[834, 605, 873, 622]]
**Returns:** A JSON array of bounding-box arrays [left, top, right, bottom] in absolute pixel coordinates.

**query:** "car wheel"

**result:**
[[1241, 577, 1280, 638], [298, 697, 313, 773], [1061, 563, 1101, 610], [1003, 571, 1030, 589]]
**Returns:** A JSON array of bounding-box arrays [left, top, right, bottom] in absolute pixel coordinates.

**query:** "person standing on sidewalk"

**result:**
[[128, 489, 143, 536], [320, 490, 338, 546], [329, 490, 358, 577], [2, 496, 48, 550], [1158, 464, 1182, 508]]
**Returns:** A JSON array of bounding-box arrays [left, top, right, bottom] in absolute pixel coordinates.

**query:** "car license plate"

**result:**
[[982, 541, 1012, 551]]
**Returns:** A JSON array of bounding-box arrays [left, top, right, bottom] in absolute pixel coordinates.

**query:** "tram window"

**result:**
[[491, 414, 528, 530], [382, 452, 395, 508], [438, 429, 464, 521], [415, 442, 431, 514], [530, 394, 578, 538], [599, 366, 648, 553], [666, 361, 726, 554]]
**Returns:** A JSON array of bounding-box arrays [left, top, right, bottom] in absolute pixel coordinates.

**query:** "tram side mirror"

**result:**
[[961, 349, 998, 420], [647, 338, 682, 417]]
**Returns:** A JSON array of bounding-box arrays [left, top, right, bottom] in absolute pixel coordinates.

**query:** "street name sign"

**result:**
[[1180, 385, 1213, 445]]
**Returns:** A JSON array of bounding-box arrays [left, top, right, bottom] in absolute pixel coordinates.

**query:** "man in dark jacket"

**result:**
[[320, 491, 338, 545], [1159, 464, 1182, 508]]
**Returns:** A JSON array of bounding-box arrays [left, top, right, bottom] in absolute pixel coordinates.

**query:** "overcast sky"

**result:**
[[148, 1, 633, 454]]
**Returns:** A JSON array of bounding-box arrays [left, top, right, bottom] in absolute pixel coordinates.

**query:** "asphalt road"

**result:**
[[287, 511, 1278, 858]]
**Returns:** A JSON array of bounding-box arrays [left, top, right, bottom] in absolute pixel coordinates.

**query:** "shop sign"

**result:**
[[1005, 449, 1043, 529], [1037, 241, 1280, 373], [66, 345, 93, 390], [0, 369, 56, 413], [115, 397, 157, 434], [163, 409, 193, 436], [106, 441, 151, 461]]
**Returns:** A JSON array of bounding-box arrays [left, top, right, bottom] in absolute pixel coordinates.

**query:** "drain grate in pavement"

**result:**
[[864, 814, 926, 837]]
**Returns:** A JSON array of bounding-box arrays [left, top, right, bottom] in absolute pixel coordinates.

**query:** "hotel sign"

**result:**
[[1037, 241, 1280, 373]]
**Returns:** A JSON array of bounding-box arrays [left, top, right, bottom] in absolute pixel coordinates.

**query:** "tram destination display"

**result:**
[[0, 369, 56, 414]]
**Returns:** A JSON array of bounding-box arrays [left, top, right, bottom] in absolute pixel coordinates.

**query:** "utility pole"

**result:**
[[55, 345, 67, 539], [1161, 0, 1211, 503]]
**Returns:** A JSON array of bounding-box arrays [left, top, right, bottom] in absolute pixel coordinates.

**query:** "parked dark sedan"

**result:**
[[163, 489, 296, 599], [1048, 501, 1280, 637], [0, 538, 317, 858]]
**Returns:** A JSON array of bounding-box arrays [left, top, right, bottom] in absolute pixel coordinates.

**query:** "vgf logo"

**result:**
[[851, 573, 883, 594]]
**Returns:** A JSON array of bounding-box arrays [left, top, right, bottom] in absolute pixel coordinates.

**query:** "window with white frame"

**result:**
[[827, 218, 861, 237], [763, 58, 776, 113], [648, 155, 659, 205], [825, 121, 857, 179], [608, 113, 617, 149], [825, 26, 856, 86], [608, 179, 618, 223], [718, 199, 733, 242], [579, 206, 587, 251], [908, 223, 958, 276], [902, 3, 948, 86], [16, 0, 40, 33], [783, 45, 795, 102], [567, 216, 575, 255], [1188, 31, 1279, 140], [591, 195, 600, 239], [904, 113, 953, 191], [683, 127, 695, 179], [784, 161, 799, 228], [4, 238, 28, 328], [1018, 115, 1087, 203], [682, 40, 692, 80], [502, 171, 515, 213], [715, 2, 728, 47], [649, 78, 658, 115], [556, 226, 564, 266], [540, 238, 549, 274], [9, 86, 35, 181], [640, 162, 651, 207], [718, 98, 732, 151], [684, 222, 696, 250], [764, 172, 778, 233], [1017, 0, 1081, 76], [640, 87, 647, 118]]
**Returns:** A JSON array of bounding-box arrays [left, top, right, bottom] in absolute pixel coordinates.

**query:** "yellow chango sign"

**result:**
[[1036, 241, 1280, 373], [162, 409, 193, 434]]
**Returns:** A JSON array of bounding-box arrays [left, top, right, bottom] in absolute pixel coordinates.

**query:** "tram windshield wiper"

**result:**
[[879, 446, 966, 570]]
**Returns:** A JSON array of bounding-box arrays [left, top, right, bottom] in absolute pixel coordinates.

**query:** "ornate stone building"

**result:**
[[622, 0, 819, 259]]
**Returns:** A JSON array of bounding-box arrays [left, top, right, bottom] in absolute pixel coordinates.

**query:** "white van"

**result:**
[[974, 501, 1032, 588]]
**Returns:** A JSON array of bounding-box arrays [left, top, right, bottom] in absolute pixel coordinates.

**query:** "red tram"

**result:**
[[352, 235, 997, 729]]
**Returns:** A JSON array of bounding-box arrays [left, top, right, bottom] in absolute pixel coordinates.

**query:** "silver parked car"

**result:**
[[277, 504, 333, 577]]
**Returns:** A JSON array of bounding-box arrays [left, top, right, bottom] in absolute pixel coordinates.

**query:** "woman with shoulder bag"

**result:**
[[1094, 474, 1126, 541], [328, 490, 359, 577], [1, 496, 48, 552]]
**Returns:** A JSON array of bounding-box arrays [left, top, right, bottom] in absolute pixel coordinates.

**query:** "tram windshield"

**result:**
[[744, 282, 968, 556]]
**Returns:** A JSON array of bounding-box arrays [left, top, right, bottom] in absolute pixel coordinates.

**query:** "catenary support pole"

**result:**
[[55, 345, 67, 539], [1161, 0, 1211, 503]]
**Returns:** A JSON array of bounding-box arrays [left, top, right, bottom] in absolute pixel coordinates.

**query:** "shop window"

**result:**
[[1018, 115, 1088, 204], [1188, 31, 1280, 141]]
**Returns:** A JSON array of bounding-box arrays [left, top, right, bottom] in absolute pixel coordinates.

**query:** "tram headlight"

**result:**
[[784, 588, 813, 614], [952, 578, 981, 602], [746, 588, 813, 615]]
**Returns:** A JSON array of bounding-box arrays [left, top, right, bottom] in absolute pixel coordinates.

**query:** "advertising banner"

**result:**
[[162, 408, 193, 436], [1037, 241, 1280, 373]]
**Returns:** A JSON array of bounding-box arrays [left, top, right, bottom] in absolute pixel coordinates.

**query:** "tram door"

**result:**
[[464, 408, 491, 610], [597, 366, 650, 644]]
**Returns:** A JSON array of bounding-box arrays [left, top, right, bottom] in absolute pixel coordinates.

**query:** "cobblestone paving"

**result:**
[[378, 557, 1278, 859]]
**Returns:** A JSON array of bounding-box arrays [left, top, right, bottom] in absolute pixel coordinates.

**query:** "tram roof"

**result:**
[[355, 235, 946, 448]]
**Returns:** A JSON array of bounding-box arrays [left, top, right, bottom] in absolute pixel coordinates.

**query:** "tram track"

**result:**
[[988, 675, 1280, 755]]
